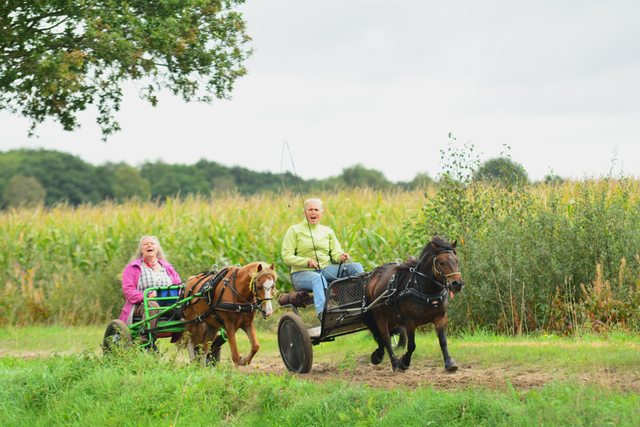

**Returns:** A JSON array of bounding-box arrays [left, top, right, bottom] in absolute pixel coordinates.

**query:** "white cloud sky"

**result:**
[[1, 0, 639, 182]]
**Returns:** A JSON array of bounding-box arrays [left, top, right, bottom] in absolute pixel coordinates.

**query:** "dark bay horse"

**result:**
[[182, 262, 277, 367], [364, 236, 464, 371]]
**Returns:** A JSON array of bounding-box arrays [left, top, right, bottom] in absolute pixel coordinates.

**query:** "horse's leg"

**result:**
[[184, 323, 200, 360], [435, 316, 458, 371], [200, 324, 222, 366], [238, 321, 259, 366], [367, 309, 386, 365], [397, 324, 417, 370], [224, 322, 241, 368], [374, 314, 399, 371]]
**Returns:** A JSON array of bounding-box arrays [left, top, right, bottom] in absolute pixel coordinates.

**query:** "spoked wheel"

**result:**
[[103, 319, 132, 354], [278, 313, 313, 374]]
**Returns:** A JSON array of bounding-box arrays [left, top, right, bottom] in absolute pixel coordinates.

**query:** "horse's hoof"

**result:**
[[371, 351, 384, 365], [239, 357, 249, 366], [445, 359, 458, 371], [398, 355, 410, 371], [391, 357, 399, 372]]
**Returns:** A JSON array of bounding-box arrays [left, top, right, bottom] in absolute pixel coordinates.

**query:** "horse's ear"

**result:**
[[453, 240, 457, 248], [269, 263, 275, 270]]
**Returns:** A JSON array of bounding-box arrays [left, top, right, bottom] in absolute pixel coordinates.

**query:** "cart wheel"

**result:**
[[103, 319, 132, 354], [278, 313, 313, 373], [392, 329, 408, 350]]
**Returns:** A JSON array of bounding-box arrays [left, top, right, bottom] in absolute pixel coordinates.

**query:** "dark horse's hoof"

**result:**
[[371, 350, 384, 365], [398, 355, 410, 371], [445, 358, 459, 371]]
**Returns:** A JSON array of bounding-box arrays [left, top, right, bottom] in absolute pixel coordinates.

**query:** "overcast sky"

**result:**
[[1, 0, 639, 183]]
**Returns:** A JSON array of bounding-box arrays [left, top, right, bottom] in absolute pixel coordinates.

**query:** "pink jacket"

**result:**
[[118, 258, 182, 323]]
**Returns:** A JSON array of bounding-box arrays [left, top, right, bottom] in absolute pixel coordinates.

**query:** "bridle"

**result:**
[[404, 250, 462, 290], [431, 250, 463, 287], [249, 274, 276, 316]]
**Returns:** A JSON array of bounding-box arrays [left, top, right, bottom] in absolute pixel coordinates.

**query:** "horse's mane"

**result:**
[[417, 235, 456, 262], [250, 262, 278, 283]]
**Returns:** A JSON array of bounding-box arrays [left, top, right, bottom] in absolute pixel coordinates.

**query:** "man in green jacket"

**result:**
[[282, 198, 364, 316]]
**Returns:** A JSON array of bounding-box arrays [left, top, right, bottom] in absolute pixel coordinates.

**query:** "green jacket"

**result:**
[[282, 220, 345, 274]]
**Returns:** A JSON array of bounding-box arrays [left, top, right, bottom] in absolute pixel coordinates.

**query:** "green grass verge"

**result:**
[[1, 327, 640, 426], [1, 350, 638, 427]]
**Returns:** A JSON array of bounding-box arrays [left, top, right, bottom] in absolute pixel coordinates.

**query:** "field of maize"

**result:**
[[2, 178, 640, 333]]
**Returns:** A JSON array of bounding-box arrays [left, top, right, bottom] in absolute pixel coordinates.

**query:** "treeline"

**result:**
[[0, 149, 434, 208]]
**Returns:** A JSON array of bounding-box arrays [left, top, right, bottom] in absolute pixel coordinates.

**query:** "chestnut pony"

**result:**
[[182, 262, 277, 367], [364, 236, 464, 371]]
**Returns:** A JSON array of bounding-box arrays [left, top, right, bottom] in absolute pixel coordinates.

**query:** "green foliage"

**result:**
[[1, 175, 46, 208], [0, 149, 105, 205], [0, 149, 438, 207], [0, 0, 252, 139], [341, 164, 394, 190], [401, 172, 434, 190], [474, 156, 529, 183], [140, 161, 210, 199], [409, 136, 640, 334], [113, 165, 150, 203]]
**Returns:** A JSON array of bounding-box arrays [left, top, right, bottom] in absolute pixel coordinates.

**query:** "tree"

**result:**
[[403, 172, 434, 190], [113, 165, 150, 202], [340, 164, 393, 190], [2, 175, 46, 208], [0, 149, 103, 205], [0, 0, 252, 140], [473, 157, 528, 183], [140, 161, 210, 199]]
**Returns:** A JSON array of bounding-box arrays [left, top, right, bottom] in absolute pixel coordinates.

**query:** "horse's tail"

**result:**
[[362, 310, 383, 344], [363, 310, 407, 348]]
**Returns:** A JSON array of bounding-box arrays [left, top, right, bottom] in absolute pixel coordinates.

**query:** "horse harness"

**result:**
[[370, 250, 462, 313], [180, 267, 273, 328]]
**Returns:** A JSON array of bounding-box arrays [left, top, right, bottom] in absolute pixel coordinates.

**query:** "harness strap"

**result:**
[[182, 266, 269, 326]]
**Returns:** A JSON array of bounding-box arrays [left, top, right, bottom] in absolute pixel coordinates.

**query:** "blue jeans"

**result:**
[[291, 263, 364, 314]]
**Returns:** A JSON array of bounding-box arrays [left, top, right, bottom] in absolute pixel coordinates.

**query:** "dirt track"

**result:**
[[3, 330, 638, 393], [237, 351, 640, 392]]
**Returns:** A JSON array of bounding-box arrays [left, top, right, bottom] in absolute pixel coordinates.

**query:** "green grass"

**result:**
[[2, 326, 639, 426], [1, 345, 638, 426]]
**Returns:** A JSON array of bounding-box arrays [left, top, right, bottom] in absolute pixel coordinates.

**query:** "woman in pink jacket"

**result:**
[[119, 235, 182, 343]]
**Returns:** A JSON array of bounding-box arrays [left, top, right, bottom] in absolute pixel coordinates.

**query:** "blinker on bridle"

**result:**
[[250, 275, 275, 304], [432, 250, 462, 284]]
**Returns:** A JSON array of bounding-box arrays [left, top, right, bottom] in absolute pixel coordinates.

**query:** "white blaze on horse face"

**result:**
[[262, 278, 274, 317]]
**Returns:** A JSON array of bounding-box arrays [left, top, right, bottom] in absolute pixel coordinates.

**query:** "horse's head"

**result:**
[[424, 237, 464, 295], [250, 263, 278, 317]]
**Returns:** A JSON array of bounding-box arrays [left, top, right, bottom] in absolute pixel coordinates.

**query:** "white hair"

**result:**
[[303, 198, 324, 212], [128, 235, 168, 263]]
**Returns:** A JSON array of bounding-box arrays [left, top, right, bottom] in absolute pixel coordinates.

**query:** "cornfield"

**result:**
[[0, 189, 427, 325], [3, 180, 640, 333]]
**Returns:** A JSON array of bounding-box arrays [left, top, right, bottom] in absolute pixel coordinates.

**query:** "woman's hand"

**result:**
[[307, 259, 319, 269], [340, 253, 350, 262], [146, 291, 157, 298]]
